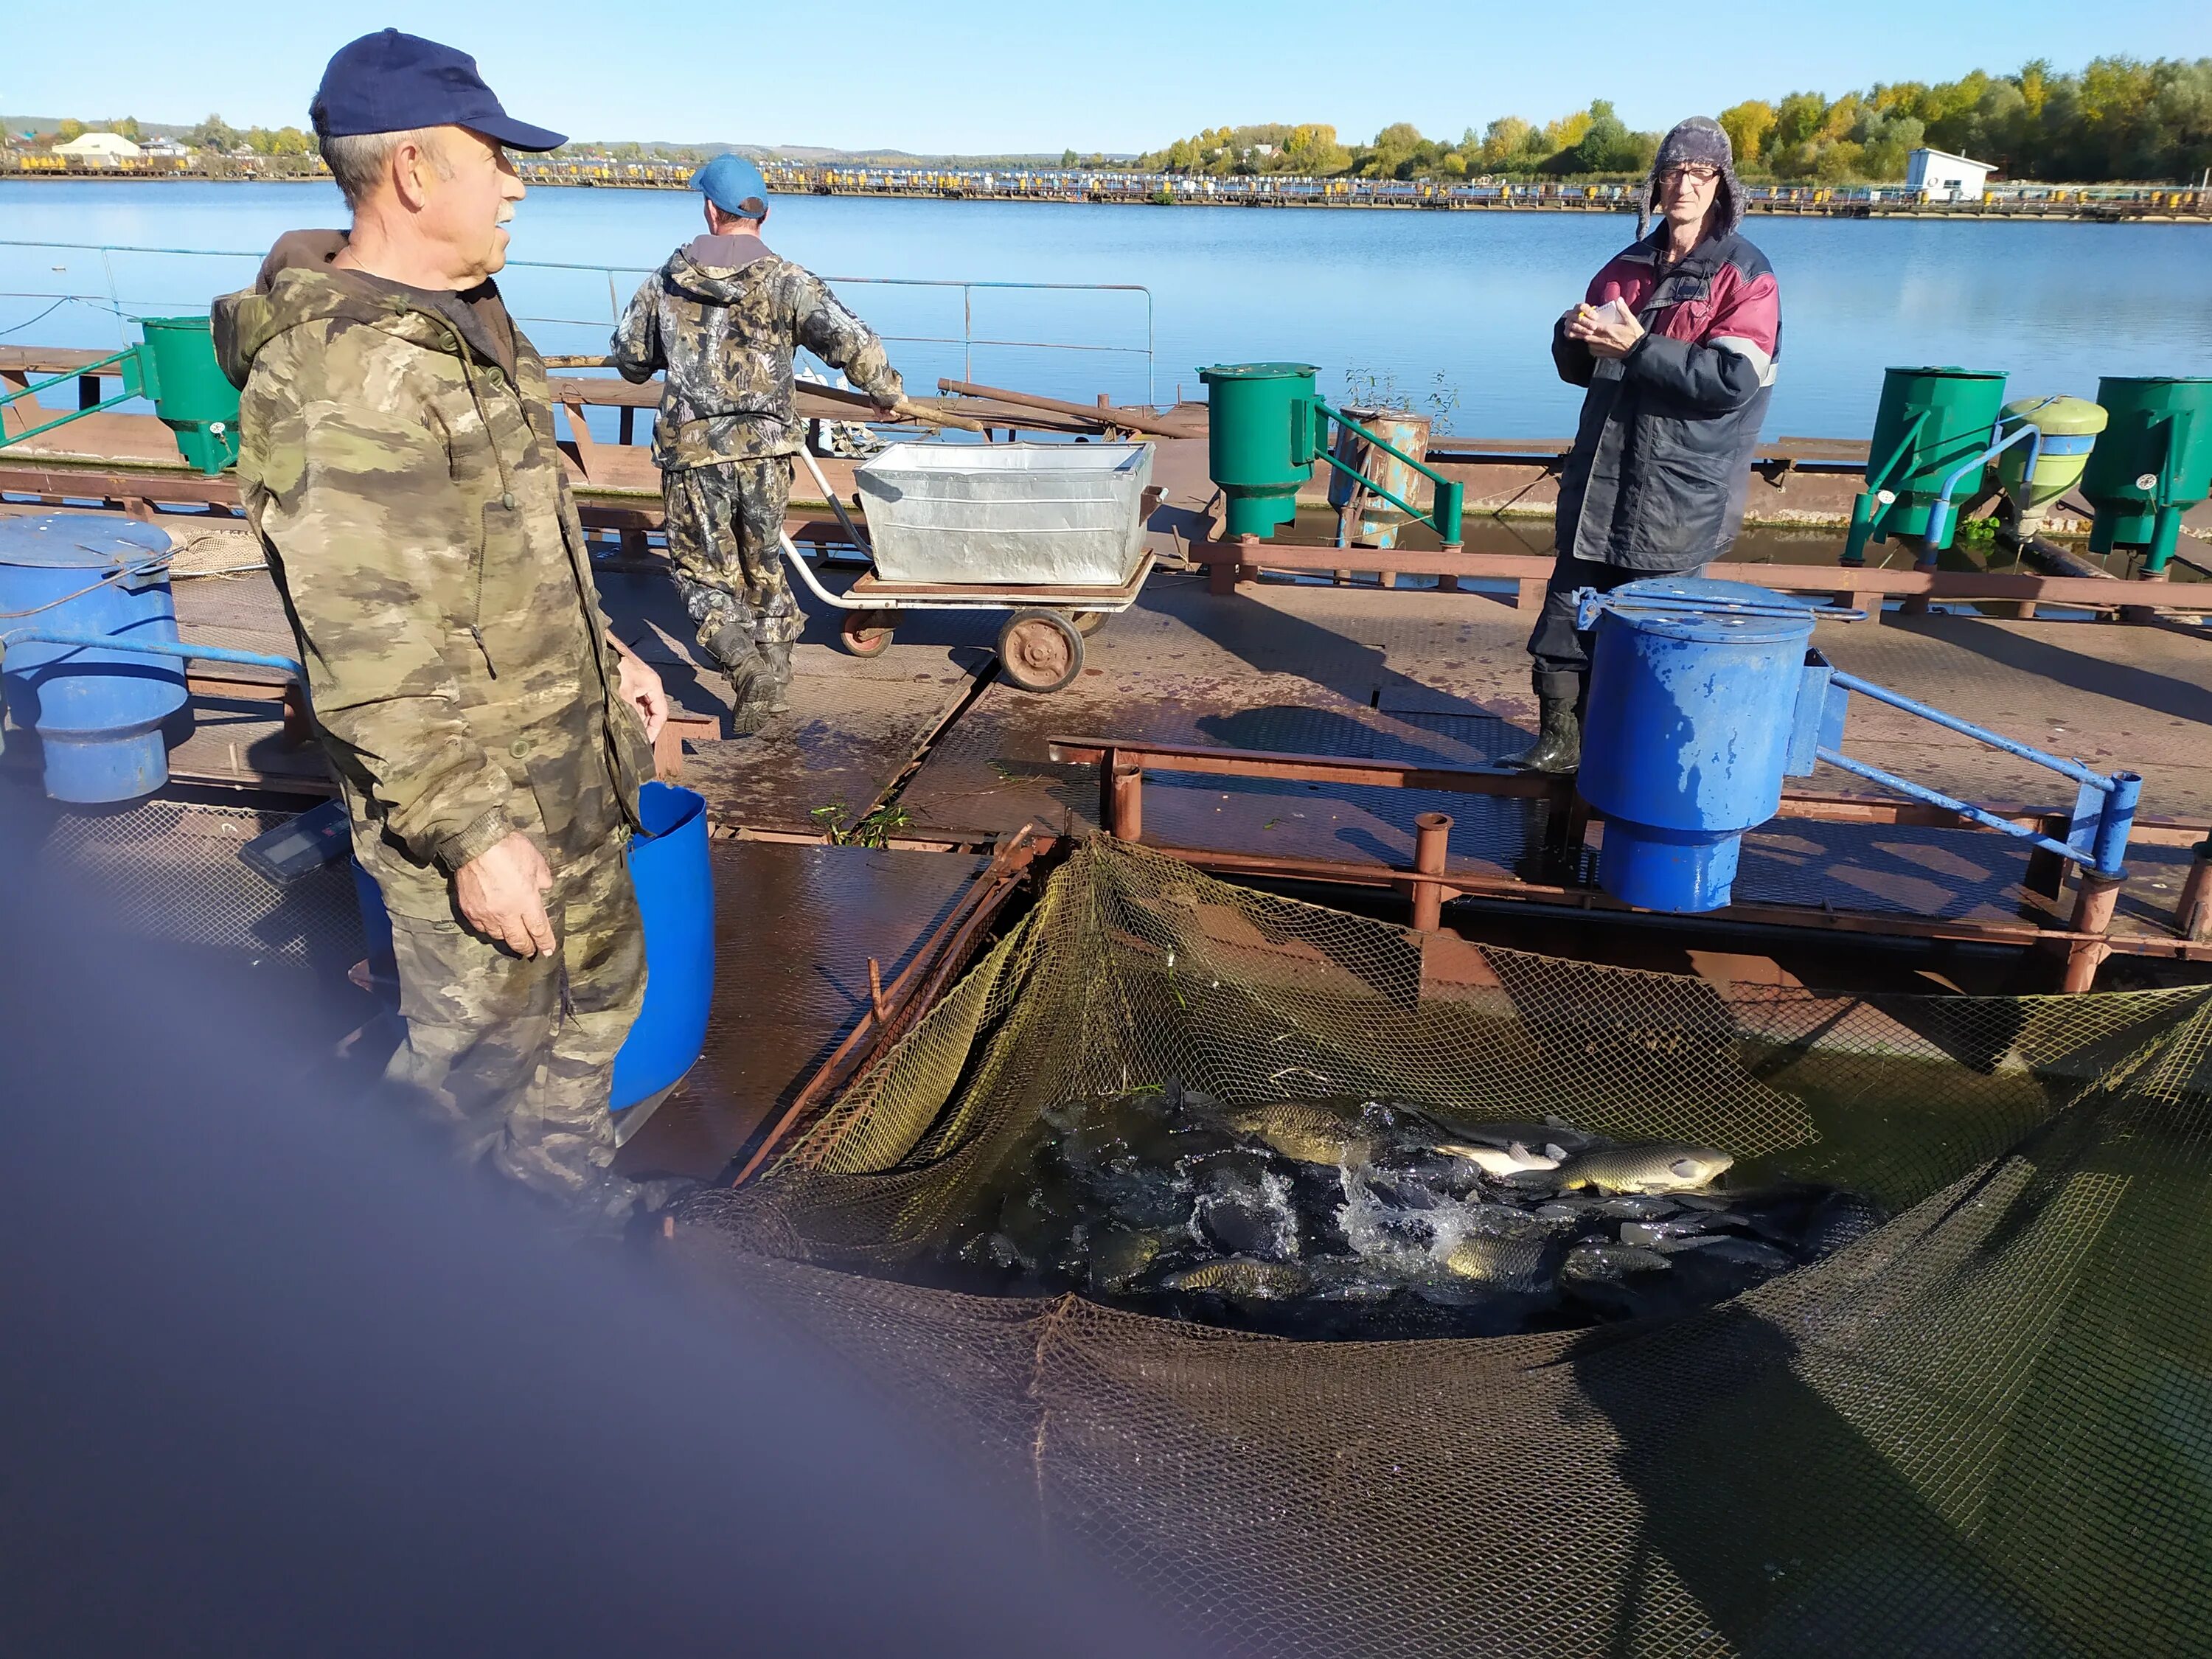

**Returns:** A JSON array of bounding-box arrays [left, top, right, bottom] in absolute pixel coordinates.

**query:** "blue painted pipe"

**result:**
[[1827, 669, 2114, 792]]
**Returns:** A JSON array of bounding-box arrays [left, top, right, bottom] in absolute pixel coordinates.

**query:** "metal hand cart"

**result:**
[[779, 445, 1155, 695]]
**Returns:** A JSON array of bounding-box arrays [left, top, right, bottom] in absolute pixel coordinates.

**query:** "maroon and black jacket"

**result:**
[[1551, 226, 1781, 571]]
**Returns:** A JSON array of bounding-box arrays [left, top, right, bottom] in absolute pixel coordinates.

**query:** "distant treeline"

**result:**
[[1124, 59, 2212, 185]]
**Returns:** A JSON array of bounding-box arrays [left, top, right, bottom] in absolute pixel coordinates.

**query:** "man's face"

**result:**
[[417, 126, 524, 281], [1660, 162, 1720, 229]]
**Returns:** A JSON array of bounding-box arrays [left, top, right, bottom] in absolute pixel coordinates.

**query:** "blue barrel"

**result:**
[[1577, 577, 1816, 913], [0, 513, 185, 802], [352, 782, 714, 1116]]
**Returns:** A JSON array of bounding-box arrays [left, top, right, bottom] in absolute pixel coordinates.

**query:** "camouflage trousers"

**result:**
[[382, 832, 647, 1211], [661, 456, 801, 662]]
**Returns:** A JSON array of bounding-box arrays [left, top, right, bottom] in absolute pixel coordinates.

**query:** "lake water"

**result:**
[[4, 179, 2211, 440]]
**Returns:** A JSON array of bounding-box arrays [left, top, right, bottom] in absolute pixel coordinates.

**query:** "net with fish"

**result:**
[[675, 838, 2212, 1658]]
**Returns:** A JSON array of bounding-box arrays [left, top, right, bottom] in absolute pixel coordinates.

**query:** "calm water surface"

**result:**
[[4, 179, 2210, 439]]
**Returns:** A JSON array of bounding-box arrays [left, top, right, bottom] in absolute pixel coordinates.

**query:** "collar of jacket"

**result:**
[[213, 266, 515, 390], [1618, 226, 1741, 279]]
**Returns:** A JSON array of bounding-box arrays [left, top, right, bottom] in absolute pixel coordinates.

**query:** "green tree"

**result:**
[[186, 114, 240, 152], [1478, 116, 1532, 170], [56, 119, 86, 142], [1771, 91, 1828, 149], [1718, 100, 1776, 165], [1284, 122, 1349, 175], [1365, 121, 1427, 178], [1568, 100, 1648, 173]]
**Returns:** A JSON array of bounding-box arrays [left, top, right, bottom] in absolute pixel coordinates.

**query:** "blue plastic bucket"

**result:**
[[1578, 577, 1817, 913], [352, 782, 714, 1116], [0, 513, 186, 801], [609, 782, 714, 1110]]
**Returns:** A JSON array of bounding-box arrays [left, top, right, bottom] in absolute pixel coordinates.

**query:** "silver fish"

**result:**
[[1435, 1141, 1562, 1178]]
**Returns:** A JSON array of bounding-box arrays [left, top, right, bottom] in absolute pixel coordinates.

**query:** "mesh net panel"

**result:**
[[677, 839, 2212, 1657]]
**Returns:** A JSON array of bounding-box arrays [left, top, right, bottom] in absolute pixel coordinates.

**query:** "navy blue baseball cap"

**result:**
[[311, 29, 566, 151], [692, 154, 770, 218]]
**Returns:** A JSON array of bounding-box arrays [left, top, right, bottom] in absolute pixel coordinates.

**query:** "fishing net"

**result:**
[[675, 838, 2212, 1658]]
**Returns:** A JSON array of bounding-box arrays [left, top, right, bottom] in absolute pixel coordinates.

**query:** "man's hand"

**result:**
[[1564, 301, 1645, 360], [454, 831, 557, 957], [616, 653, 669, 743]]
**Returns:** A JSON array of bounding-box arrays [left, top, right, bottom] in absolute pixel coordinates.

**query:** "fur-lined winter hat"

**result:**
[[1638, 116, 1743, 240]]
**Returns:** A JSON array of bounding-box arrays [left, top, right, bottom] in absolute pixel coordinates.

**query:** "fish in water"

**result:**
[[1221, 1100, 1384, 1168], [1088, 1226, 1174, 1293], [1436, 1141, 1562, 1178], [1436, 1231, 1556, 1293], [936, 1084, 1879, 1340], [1159, 1257, 1312, 1302], [1562, 1242, 1675, 1283], [1555, 1143, 1734, 1195]]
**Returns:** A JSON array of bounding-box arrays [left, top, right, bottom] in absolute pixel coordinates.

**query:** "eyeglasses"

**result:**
[[1660, 164, 1721, 187]]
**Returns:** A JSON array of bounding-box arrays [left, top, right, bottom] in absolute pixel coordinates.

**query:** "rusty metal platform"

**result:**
[[613, 841, 993, 1184]]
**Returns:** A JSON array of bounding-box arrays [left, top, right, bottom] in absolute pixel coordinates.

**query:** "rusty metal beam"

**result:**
[[1146, 839, 2212, 964], [727, 824, 1052, 1186], [1185, 539, 2209, 613], [1046, 736, 2211, 847]]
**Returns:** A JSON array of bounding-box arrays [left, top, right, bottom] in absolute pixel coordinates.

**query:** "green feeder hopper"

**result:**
[[1200, 362, 1464, 547], [1994, 394, 2108, 539], [2081, 376, 2212, 576], [0, 314, 240, 478], [1842, 366, 2009, 566]]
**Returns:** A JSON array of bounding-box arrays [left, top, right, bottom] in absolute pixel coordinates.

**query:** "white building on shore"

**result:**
[[52, 132, 145, 164], [1906, 147, 1994, 201]]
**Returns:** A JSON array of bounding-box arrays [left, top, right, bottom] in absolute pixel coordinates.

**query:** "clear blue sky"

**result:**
[[8, 1, 2208, 154]]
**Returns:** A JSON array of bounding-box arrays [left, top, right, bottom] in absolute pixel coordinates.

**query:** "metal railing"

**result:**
[[0, 239, 1158, 406]]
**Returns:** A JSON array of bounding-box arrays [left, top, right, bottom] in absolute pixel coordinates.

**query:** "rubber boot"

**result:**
[[1506, 691, 1581, 774], [757, 641, 795, 716], [706, 622, 773, 737]]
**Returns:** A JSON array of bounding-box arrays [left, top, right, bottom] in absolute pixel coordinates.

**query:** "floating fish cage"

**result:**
[[676, 838, 2212, 1657]]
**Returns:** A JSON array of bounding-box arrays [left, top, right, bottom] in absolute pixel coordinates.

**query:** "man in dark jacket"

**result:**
[[612, 156, 905, 732], [1507, 116, 1781, 773]]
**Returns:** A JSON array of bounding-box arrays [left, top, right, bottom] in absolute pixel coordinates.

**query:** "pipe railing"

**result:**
[[0, 240, 1158, 407]]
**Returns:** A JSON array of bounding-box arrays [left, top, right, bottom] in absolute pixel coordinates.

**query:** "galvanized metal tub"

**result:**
[[855, 442, 1152, 586]]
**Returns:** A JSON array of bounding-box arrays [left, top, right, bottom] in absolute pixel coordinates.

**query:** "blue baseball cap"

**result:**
[[692, 154, 770, 219], [311, 29, 566, 152]]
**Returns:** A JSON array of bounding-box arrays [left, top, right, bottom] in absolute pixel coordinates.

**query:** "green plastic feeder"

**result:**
[[1995, 394, 2107, 535], [2082, 376, 2212, 574], [137, 316, 241, 476], [1200, 363, 1318, 539], [1842, 366, 2008, 565], [0, 313, 239, 478]]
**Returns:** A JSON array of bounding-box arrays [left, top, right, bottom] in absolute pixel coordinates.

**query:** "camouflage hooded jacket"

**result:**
[[214, 265, 652, 920], [610, 241, 902, 470]]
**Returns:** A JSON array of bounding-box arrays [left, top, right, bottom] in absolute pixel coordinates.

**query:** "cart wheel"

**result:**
[[840, 608, 899, 657], [997, 608, 1085, 693], [1072, 609, 1106, 636]]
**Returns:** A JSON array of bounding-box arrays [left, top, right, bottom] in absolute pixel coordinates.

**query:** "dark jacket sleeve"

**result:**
[[1622, 333, 1765, 412], [609, 275, 665, 385], [1622, 265, 1780, 414], [1552, 315, 1596, 388]]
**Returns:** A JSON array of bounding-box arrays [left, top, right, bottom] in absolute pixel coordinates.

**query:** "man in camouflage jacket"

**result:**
[[214, 32, 670, 1221], [612, 154, 904, 731]]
